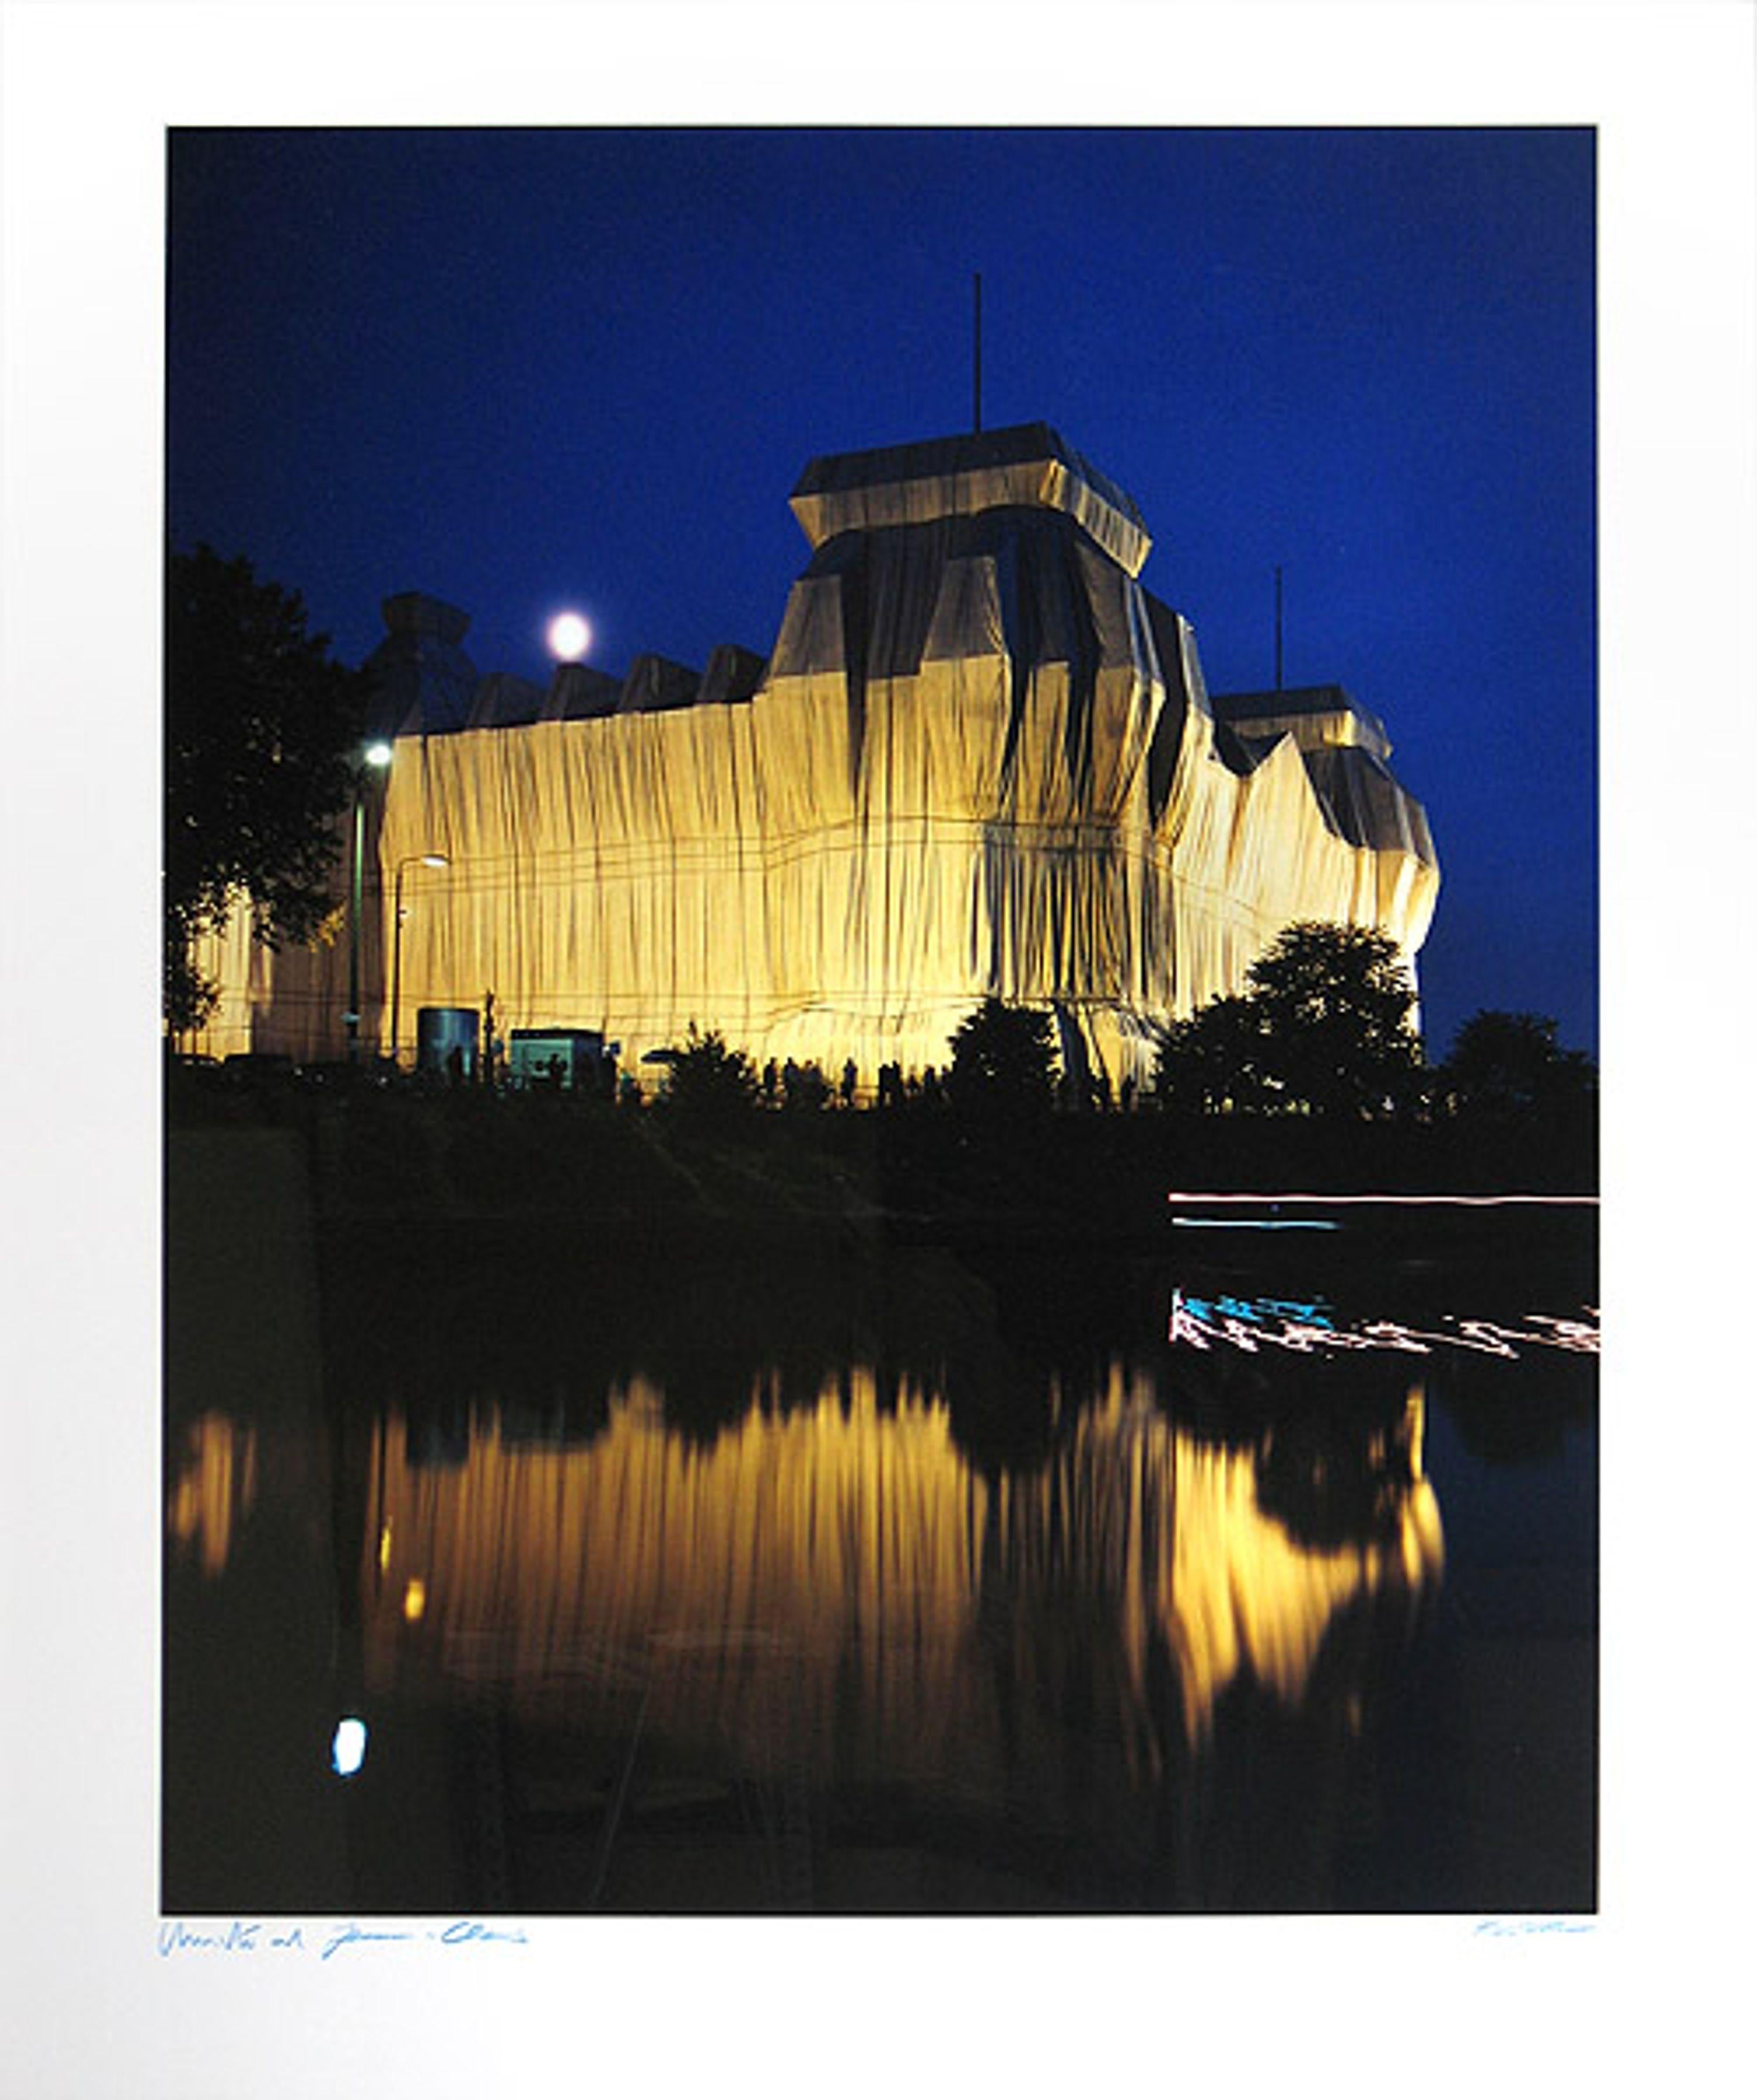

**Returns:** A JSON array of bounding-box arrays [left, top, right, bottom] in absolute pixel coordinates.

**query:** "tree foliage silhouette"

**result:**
[[1154, 921, 1423, 1117], [659, 1024, 761, 1124], [1441, 1010, 1596, 1121], [948, 998, 1060, 1117], [165, 546, 371, 1034], [1152, 993, 1274, 1114]]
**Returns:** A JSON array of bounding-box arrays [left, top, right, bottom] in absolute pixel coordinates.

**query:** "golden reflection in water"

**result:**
[[166, 1410, 259, 1577], [364, 1368, 1442, 1780], [1153, 1383, 1442, 1753], [982, 1371, 1442, 1777]]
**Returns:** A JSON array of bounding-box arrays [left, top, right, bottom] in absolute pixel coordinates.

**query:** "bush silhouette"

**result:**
[[659, 1024, 761, 1124], [948, 998, 1059, 1118]]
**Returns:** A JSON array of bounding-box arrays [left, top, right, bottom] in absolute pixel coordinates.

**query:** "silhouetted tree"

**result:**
[[659, 1023, 761, 1123], [1153, 922, 1423, 1118], [1243, 921, 1423, 1116], [782, 1059, 832, 1113], [165, 546, 371, 1034], [1152, 993, 1274, 1113], [1440, 1010, 1597, 1121], [948, 998, 1060, 1118]]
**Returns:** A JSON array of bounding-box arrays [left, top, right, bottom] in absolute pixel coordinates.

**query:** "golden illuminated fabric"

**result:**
[[191, 425, 1439, 1080]]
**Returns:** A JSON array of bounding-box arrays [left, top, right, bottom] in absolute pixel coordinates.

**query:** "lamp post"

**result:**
[[391, 853, 450, 1069], [345, 741, 394, 1061]]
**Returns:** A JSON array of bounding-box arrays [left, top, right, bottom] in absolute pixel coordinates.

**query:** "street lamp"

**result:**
[[344, 741, 394, 1062], [390, 853, 450, 1069]]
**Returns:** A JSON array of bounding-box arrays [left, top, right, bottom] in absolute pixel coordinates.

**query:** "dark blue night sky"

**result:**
[[167, 125, 1597, 1059]]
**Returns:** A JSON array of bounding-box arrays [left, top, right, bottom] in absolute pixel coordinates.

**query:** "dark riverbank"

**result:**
[[166, 1058, 1595, 1254]]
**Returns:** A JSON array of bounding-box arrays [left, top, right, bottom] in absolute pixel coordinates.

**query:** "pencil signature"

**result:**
[[156, 1917, 529, 1959]]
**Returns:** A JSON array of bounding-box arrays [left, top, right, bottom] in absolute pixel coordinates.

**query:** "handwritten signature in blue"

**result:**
[[158, 1918, 529, 1959], [1474, 1917, 1595, 1938]]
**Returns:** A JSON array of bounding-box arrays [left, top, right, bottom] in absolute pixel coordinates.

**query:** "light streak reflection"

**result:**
[[1170, 1289, 1598, 1359]]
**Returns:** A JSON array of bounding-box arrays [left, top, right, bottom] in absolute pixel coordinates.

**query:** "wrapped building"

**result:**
[[193, 423, 1438, 1090]]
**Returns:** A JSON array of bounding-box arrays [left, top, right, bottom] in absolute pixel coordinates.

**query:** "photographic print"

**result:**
[[161, 122, 1599, 1920], [12, 5, 1755, 2092]]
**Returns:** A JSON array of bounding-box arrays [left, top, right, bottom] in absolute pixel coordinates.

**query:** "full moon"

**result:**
[[546, 610, 592, 661]]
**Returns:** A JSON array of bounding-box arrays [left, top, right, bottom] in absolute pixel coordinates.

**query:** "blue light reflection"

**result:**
[[330, 1717, 368, 1778], [1170, 1290, 1597, 1359]]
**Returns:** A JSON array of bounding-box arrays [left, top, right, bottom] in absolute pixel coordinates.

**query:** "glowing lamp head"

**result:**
[[364, 741, 394, 769], [546, 610, 592, 662]]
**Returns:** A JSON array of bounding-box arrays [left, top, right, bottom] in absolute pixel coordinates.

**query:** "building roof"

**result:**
[[1209, 683, 1392, 760], [788, 422, 1152, 577], [365, 591, 480, 737]]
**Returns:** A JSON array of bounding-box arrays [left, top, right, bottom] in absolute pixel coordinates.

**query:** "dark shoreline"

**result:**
[[166, 1096, 1599, 1438], [166, 1063, 1597, 1248]]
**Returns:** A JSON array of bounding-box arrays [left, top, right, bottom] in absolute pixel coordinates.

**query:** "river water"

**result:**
[[163, 1155, 1596, 1917]]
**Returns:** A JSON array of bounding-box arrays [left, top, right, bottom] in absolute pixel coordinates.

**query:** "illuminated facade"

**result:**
[[193, 424, 1439, 1086]]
